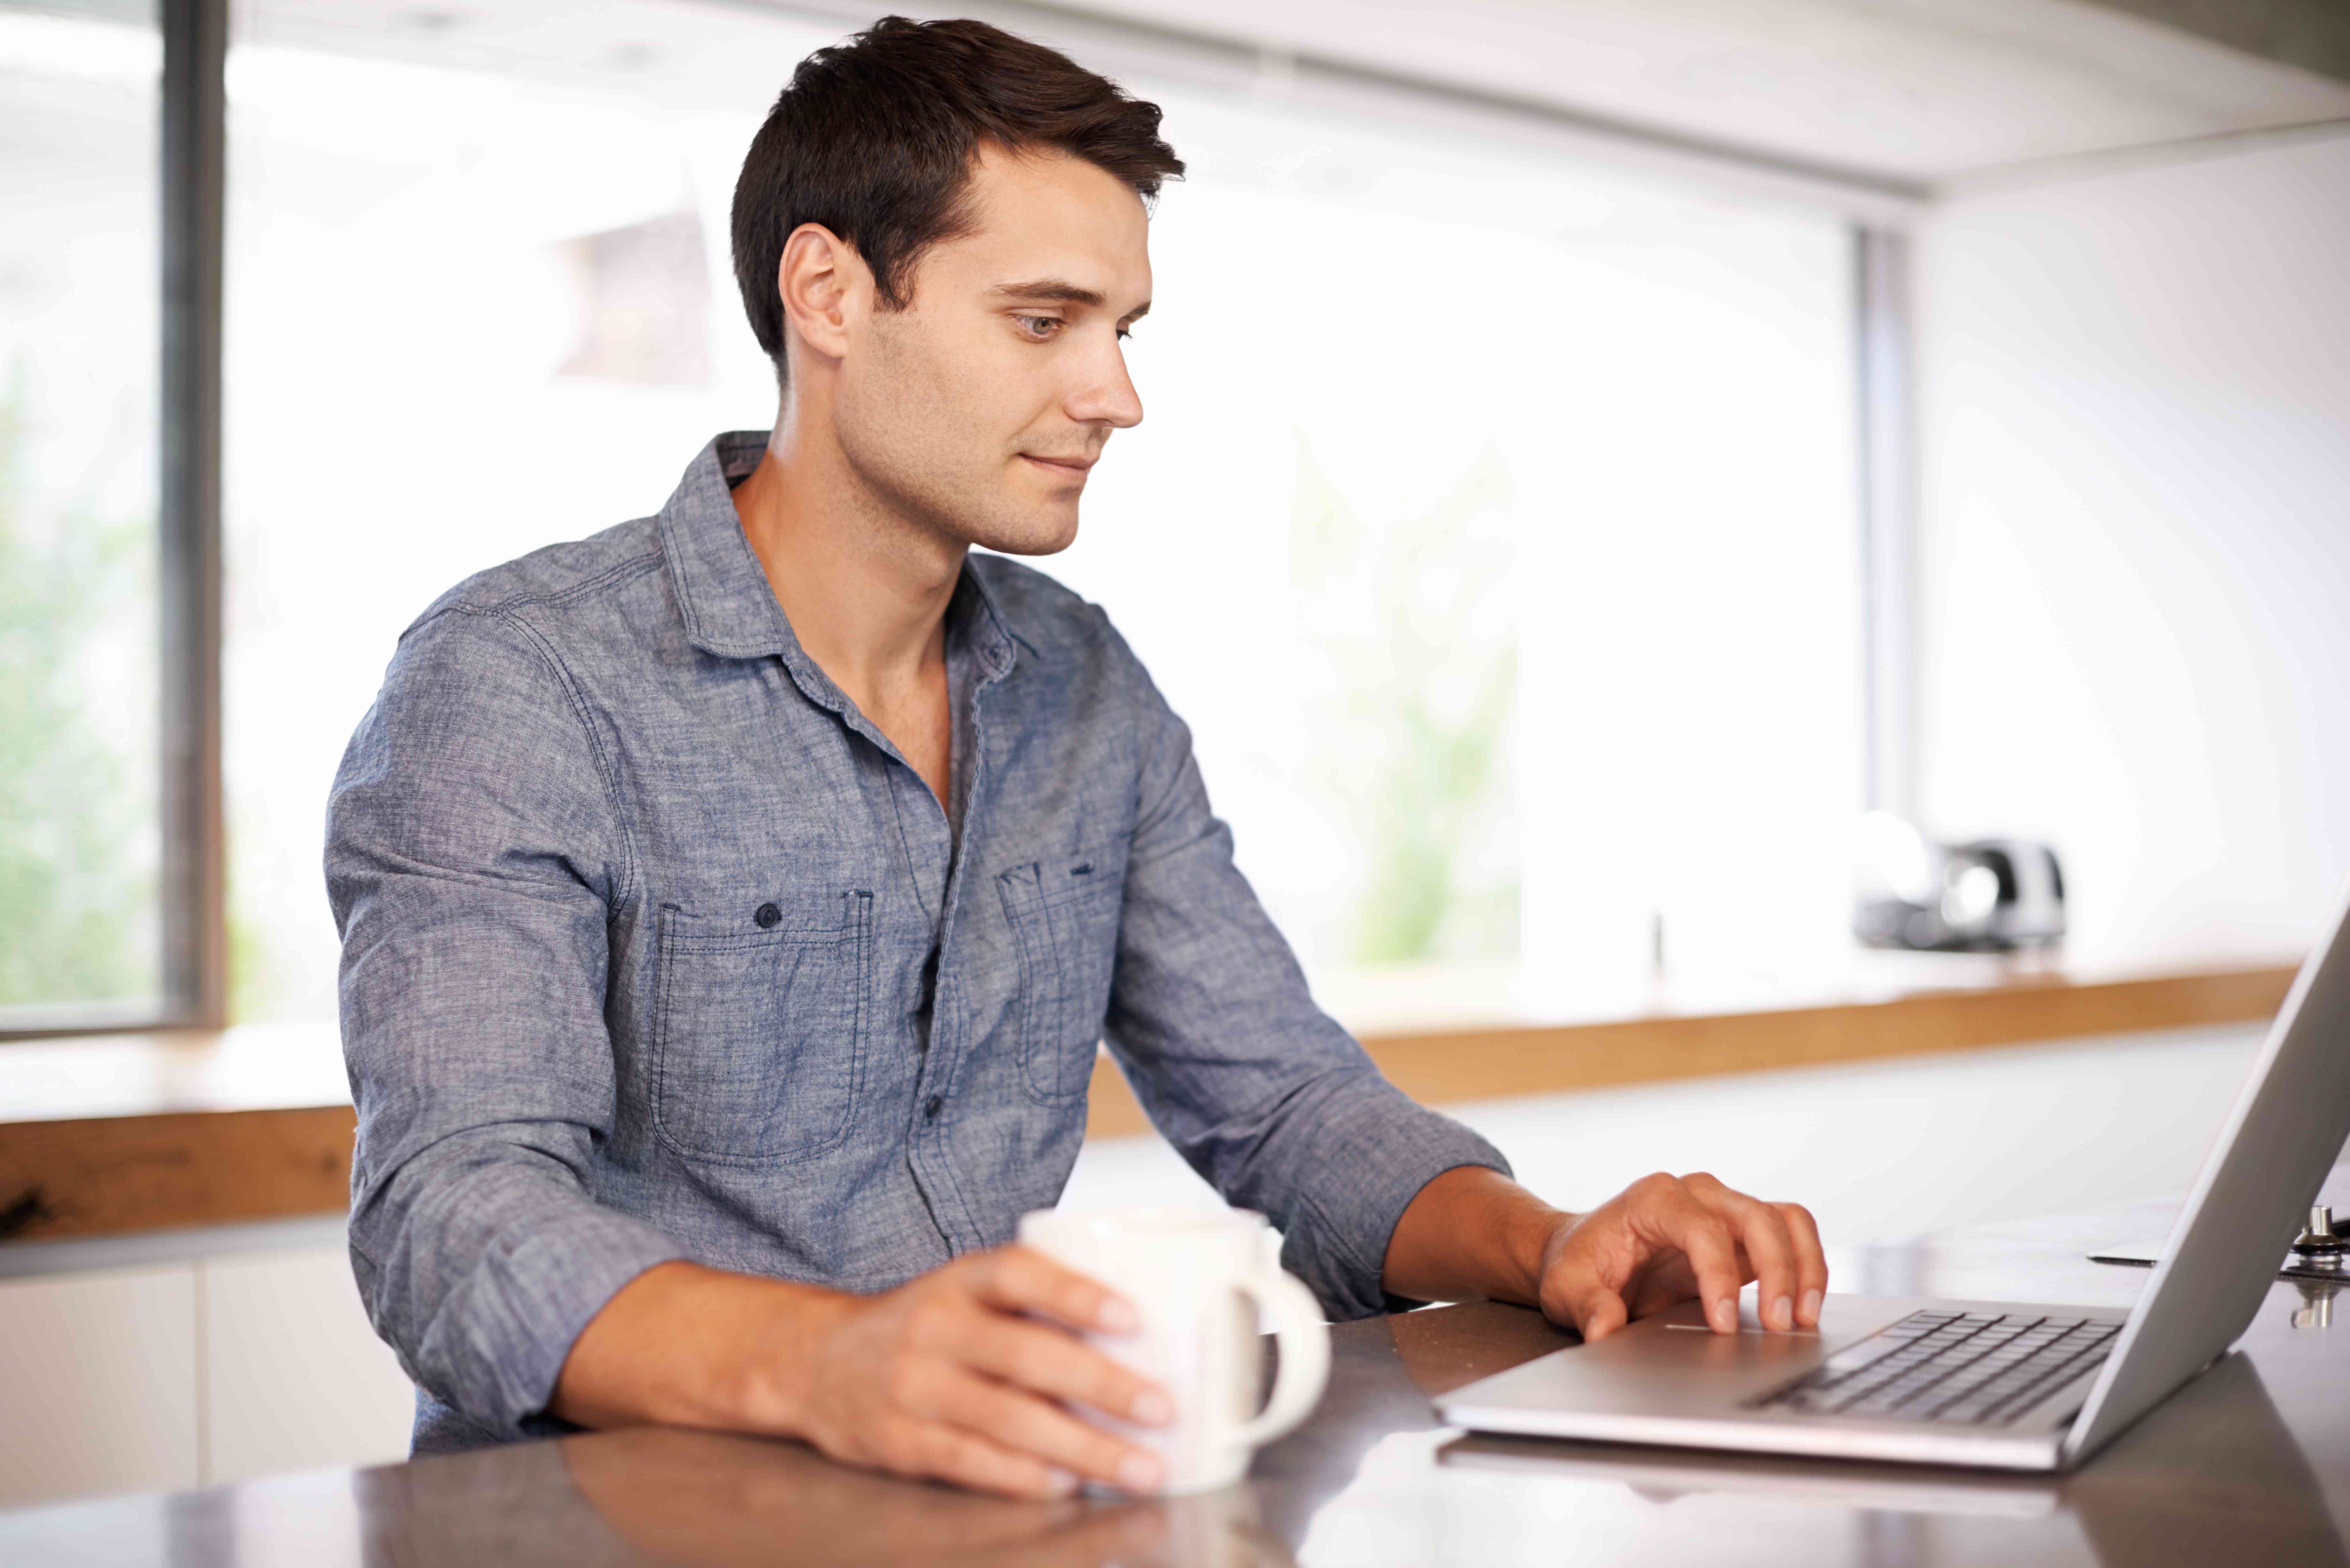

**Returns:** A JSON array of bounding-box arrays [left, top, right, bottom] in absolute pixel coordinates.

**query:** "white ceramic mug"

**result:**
[[1017, 1206, 1332, 1494]]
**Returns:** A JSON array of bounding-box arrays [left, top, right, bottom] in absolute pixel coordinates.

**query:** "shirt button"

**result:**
[[923, 1095, 944, 1120], [754, 902, 781, 929]]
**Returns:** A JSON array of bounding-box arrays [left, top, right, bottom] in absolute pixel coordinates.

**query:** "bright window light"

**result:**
[[214, 1, 1860, 1033], [0, 0, 164, 1024]]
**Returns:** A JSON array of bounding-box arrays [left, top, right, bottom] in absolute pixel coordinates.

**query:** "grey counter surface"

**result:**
[[4, 1168, 2347, 1567]]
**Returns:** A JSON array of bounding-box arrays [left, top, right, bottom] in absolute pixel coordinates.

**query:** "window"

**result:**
[[220, 1, 839, 1022], [1050, 82, 1861, 1024], [9, 0, 1878, 1040], [0, 1, 165, 1027]]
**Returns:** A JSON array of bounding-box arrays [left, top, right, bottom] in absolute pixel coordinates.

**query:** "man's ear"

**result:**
[[776, 222, 868, 366]]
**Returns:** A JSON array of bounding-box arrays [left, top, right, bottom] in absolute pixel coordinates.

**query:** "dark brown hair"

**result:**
[[730, 16, 1183, 380]]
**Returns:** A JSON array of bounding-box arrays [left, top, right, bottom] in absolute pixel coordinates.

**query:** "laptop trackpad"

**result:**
[[1454, 1296, 1914, 1419]]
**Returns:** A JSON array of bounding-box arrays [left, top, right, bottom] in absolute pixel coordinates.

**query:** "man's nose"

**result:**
[[1067, 340, 1144, 430]]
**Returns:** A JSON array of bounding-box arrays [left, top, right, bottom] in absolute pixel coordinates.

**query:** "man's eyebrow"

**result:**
[[989, 278, 1149, 320], [989, 278, 1103, 306]]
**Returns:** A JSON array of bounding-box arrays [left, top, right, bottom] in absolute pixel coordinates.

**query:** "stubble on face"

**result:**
[[826, 146, 1150, 560], [832, 303, 1063, 557]]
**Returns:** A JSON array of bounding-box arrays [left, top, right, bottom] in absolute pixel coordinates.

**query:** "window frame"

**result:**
[[158, 0, 230, 1034]]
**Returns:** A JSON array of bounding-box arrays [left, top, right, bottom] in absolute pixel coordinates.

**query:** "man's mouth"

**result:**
[[1020, 453, 1095, 475]]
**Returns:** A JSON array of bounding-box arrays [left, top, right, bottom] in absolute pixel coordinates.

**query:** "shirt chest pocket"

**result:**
[[997, 852, 1122, 1103], [652, 890, 874, 1165]]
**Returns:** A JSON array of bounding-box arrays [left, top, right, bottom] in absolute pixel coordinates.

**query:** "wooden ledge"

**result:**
[[0, 961, 2301, 1244], [0, 1107, 356, 1247]]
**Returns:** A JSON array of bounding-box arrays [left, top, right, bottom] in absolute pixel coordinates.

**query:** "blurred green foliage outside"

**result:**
[[0, 369, 160, 1014], [1289, 437, 1520, 969]]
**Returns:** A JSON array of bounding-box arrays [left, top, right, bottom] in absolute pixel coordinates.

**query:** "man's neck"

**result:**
[[728, 412, 963, 720]]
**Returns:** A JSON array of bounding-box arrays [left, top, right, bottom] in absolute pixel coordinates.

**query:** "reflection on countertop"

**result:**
[[4, 1176, 2349, 1567]]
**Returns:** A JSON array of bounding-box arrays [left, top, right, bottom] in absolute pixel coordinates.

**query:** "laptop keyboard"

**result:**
[[1752, 1310, 2119, 1426]]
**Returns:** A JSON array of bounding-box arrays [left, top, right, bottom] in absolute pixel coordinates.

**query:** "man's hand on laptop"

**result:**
[[550, 1250, 1175, 1500], [1536, 1171, 1828, 1340], [1384, 1166, 1828, 1341]]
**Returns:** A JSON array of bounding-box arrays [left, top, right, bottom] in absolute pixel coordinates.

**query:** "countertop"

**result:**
[[4, 1167, 2345, 1566], [0, 956, 2299, 1243]]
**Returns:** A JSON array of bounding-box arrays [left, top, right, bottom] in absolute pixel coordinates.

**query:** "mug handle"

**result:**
[[1232, 1265, 1331, 1448]]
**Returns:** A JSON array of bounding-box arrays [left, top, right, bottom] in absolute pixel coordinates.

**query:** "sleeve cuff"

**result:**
[[416, 1203, 692, 1440], [1279, 1090, 1512, 1322]]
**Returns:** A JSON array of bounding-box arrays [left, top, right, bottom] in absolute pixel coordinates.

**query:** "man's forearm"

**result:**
[[550, 1246, 1176, 1499], [549, 1260, 852, 1434], [1381, 1165, 1565, 1308]]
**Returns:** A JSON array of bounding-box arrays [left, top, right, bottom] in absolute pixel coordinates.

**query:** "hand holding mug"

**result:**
[[784, 1244, 1179, 1498], [1019, 1206, 1332, 1494]]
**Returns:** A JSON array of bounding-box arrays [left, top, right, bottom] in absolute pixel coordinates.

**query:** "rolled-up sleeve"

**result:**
[[1095, 616, 1511, 1321], [326, 603, 687, 1441]]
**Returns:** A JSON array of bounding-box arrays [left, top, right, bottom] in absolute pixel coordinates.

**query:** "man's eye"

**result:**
[[1016, 315, 1064, 338]]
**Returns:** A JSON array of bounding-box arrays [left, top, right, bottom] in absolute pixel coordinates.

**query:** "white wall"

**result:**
[[1914, 132, 2350, 967], [1069, 1024, 2268, 1247]]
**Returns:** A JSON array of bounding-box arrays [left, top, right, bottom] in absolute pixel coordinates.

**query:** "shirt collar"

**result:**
[[658, 431, 1023, 684]]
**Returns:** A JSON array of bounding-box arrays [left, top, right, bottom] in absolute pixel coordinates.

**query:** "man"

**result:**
[[328, 15, 1827, 1501]]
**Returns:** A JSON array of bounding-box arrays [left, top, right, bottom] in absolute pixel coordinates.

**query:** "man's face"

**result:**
[[830, 143, 1152, 556]]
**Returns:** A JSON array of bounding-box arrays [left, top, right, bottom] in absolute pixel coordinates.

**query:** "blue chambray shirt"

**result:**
[[327, 432, 1509, 1453]]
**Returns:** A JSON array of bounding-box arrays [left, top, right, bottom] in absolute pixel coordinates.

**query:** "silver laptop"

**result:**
[[1437, 882, 2350, 1471]]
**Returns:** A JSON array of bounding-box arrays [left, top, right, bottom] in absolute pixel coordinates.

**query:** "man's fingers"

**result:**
[[888, 1417, 1077, 1500], [1542, 1177, 1831, 1343], [1643, 1187, 1745, 1333], [952, 1313, 1171, 1429], [928, 1367, 1165, 1494], [1566, 1286, 1631, 1343], [970, 1247, 1138, 1336], [1775, 1201, 1830, 1327], [1687, 1175, 1801, 1332]]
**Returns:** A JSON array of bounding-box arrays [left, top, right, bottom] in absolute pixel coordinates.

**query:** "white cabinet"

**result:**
[[201, 1247, 414, 1486], [0, 1264, 200, 1507], [0, 1227, 415, 1508]]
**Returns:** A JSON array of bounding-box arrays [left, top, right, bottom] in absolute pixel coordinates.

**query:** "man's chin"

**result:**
[[965, 507, 1082, 558]]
